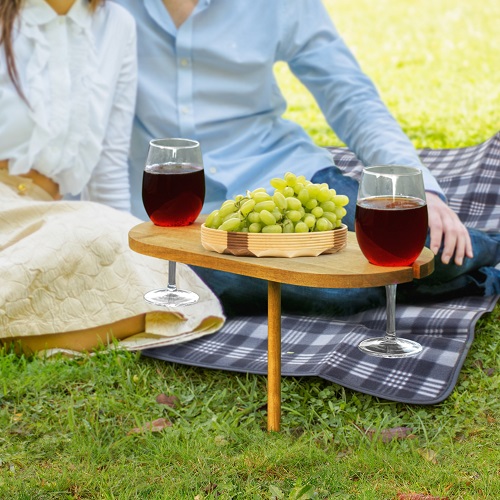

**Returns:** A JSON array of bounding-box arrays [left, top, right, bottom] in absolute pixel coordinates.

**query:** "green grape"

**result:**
[[294, 221, 308, 233], [209, 171, 349, 234], [259, 209, 277, 226], [272, 191, 287, 211], [293, 182, 305, 195], [262, 224, 282, 233], [323, 211, 337, 224], [212, 213, 222, 228], [286, 197, 302, 211], [333, 194, 349, 206], [218, 200, 237, 218], [319, 200, 335, 213], [270, 177, 287, 190], [219, 217, 242, 232], [248, 222, 262, 233], [335, 206, 347, 219], [252, 191, 272, 203], [311, 206, 324, 218], [317, 188, 331, 203], [303, 213, 316, 228], [247, 211, 261, 224], [284, 172, 297, 186], [282, 219, 294, 233], [315, 217, 333, 231], [305, 198, 318, 210], [254, 200, 276, 212], [204, 210, 218, 228], [306, 183, 320, 198], [222, 212, 241, 222], [297, 188, 310, 204], [240, 198, 255, 216], [286, 210, 302, 223], [272, 208, 283, 222]]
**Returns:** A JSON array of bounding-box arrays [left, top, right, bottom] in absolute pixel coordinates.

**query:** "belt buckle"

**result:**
[[17, 182, 29, 195]]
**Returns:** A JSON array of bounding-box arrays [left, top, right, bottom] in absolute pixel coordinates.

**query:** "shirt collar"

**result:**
[[21, 0, 91, 30]]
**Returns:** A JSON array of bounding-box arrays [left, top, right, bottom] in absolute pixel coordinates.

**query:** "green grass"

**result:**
[[1, 0, 499, 498], [277, 0, 500, 149]]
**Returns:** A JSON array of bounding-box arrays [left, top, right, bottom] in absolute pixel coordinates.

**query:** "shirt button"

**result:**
[[180, 58, 189, 67], [209, 167, 217, 174], [180, 106, 190, 114]]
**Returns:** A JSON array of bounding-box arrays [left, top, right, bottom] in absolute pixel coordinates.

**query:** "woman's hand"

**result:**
[[425, 191, 473, 265]]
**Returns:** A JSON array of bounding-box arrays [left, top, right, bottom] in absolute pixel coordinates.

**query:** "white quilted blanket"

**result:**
[[0, 181, 225, 352]]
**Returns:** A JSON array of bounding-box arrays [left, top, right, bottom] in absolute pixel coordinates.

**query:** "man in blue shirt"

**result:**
[[115, 0, 500, 315], [115, 0, 473, 273]]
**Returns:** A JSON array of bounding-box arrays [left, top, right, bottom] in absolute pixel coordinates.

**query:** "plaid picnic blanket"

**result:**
[[143, 133, 500, 404]]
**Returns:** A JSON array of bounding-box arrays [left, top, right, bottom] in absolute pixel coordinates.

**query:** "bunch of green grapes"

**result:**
[[204, 172, 349, 233]]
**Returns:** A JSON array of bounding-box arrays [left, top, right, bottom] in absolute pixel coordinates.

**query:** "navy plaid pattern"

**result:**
[[328, 132, 500, 231], [143, 133, 500, 404]]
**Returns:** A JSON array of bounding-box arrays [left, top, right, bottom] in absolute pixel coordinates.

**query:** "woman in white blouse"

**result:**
[[0, 0, 224, 354]]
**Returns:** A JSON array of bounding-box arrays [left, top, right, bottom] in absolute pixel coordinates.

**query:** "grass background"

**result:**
[[277, 0, 500, 149], [1, 0, 499, 498]]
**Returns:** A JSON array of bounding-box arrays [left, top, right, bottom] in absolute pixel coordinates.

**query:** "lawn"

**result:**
[[1, 0, 499, 498]]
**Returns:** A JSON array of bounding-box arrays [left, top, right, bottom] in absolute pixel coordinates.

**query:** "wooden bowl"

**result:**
[[201, 223, 347, 257]]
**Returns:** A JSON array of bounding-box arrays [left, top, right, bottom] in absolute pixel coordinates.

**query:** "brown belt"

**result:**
[[0, 160, 61, 200]]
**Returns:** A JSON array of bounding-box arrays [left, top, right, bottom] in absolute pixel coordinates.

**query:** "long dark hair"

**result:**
[[0, 0, 103, 101]]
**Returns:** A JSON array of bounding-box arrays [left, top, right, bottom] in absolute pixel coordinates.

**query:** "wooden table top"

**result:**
[[129, 220, 435, 289]]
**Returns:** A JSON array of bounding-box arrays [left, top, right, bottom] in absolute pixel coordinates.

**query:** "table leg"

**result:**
[[267, 280, 281, 431]]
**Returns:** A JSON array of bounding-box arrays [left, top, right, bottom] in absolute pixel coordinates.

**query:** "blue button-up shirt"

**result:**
[[114, 0, 444, 219]]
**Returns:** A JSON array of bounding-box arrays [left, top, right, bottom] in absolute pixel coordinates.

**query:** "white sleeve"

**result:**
[[83, 19, 137, 212]]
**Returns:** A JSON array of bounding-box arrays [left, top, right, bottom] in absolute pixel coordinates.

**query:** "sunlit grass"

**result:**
[[276, 0, 500, 148]]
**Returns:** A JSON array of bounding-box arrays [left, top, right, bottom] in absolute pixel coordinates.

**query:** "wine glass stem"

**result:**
[[167, 261, 178, 292], [385, 284, 397, 341]]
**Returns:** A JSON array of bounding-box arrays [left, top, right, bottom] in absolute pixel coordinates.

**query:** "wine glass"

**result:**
[[355, 165, 428, 357], [142, 138, 205, 307]]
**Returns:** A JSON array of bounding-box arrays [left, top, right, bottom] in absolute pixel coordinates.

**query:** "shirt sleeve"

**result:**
[[278, 0, 445, 199], [83, 19, 138, 212]]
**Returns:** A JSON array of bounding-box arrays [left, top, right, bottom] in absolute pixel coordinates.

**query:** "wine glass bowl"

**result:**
[[355, 165, 428, 267], [142, 138, 205, 227], [355, 165, 428, 357], [142, 138, 205, 307]]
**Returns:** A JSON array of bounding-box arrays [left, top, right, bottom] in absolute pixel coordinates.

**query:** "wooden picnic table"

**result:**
[[129, 219, 434, 431]]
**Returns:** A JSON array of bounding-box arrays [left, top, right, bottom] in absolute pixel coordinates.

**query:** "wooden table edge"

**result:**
[[128, 222, 435, 288]]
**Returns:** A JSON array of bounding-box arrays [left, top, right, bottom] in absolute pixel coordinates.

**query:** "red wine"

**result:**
[[142, 163, 205, 227], [355, 196, 428, 266]]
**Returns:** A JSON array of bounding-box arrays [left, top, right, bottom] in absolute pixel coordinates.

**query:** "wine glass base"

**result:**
[[144, 288, 199, 308], [358, 337, 422, 358]]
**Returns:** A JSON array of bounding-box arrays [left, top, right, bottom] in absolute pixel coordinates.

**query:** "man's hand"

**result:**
[[425, 191, 473, 266]]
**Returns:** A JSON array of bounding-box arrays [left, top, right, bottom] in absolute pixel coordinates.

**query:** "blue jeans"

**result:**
[[192, 167, 500, 317]]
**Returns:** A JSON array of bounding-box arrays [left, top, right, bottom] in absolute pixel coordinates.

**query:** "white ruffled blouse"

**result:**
[[0, 0, 137, 211]]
